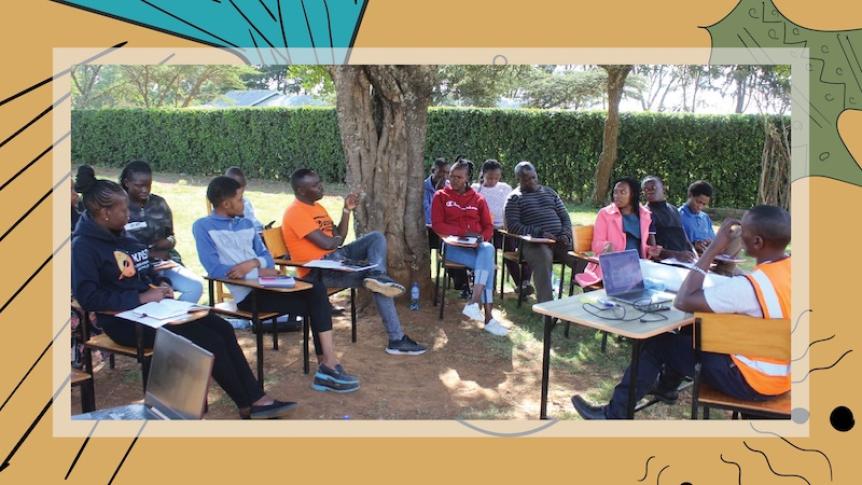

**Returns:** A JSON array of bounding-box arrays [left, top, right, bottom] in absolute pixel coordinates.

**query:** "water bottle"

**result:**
[[410, 282, 420, 311]]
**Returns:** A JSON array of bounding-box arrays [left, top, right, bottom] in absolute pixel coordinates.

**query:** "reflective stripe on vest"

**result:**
[[733, 355, 790, 376], [736, 258, 792, 395], [748, 269, 784, 319]]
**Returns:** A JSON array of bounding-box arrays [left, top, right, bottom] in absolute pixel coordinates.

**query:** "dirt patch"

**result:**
[[72, 290, 710, 420]]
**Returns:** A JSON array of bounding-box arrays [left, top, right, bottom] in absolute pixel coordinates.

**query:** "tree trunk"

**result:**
[[592, 65, 632, 205], [330, 66, 435, 299]]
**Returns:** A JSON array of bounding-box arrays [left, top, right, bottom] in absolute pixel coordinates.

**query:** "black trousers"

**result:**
[[99, 314, 264, 409], [236, 283, 334, 357]]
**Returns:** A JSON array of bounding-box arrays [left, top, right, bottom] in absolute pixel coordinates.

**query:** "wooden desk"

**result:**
[[533, 290, 694, 419], [205, 277, 312, 392]]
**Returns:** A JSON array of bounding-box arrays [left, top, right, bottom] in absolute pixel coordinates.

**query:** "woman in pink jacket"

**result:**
[[575, 177, 655, 287]]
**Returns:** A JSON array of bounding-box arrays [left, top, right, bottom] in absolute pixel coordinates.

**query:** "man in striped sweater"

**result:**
[[503, 161, 573, 303]]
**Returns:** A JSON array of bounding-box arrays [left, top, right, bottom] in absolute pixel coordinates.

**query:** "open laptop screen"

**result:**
[[145, 328, 214, 420], [599, 249, 645, 296]]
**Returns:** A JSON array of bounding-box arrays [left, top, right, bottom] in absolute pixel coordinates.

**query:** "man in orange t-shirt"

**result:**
[[282, 168, 427, 356]]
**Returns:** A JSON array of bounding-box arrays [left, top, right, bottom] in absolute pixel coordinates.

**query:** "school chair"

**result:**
[[433, 238, 471, 320], [73, 299, 154, 395], [497, 229, 567, 308], [690, 313, 791, 420], [71, 367, 96, 413], [260, 226, 358, 343], [566, 224, 610, 348]]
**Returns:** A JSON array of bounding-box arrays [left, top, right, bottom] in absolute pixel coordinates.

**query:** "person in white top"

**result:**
[[472, 159, 533, 295]]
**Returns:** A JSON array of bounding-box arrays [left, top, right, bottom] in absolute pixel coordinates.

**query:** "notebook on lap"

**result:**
[[74, 328, 214, 420], [599, 249, 673, 306]]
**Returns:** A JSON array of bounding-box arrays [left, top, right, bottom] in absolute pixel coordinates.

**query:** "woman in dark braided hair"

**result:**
[[71, 165, 297, 419]]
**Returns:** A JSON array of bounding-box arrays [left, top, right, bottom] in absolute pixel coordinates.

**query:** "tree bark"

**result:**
[[592, 65, 632, 205], [330, 66, 435, 298]]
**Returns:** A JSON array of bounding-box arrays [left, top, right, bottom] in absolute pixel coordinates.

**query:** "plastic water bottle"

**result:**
[[410, 282, 420, 311]]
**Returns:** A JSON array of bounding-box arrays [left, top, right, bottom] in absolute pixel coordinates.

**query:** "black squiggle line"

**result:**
[[743, 441, 811, 485], [793, 349, 853, 383], [655, 465, 669, 485], [792, 334, 834, 362], [638, 455, 655, 482], [791, 309, 812, 334], [749, 423, 833, 481], [720, 454, 742, 485]]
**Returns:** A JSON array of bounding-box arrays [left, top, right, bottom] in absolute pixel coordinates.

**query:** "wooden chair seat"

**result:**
[[698, 384, 791, 417], [71, 368, 92, 386], [84, 333, 153, 359], [443, 261, 467, 269], [501, 251, 520, 262], [328, 287, 348, 297]]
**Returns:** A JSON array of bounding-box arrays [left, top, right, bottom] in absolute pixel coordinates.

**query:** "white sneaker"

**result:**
[[462, 302, 484, 322], [484, 319, 509, 337]]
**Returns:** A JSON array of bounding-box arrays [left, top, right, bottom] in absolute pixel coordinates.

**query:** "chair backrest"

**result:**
[[694, 312, 790, 361], [262, 226, 289, 259], [573, 224, 594, 253]]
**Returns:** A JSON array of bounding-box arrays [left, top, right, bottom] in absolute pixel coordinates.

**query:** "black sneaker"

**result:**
[[385, 335, 427, 355], [571, 395, 608, 420], [250, 400, 298, 419], [459, 288, 472, 300], [363, 276, 405, 298], [647, 370, 684, 404], [312, 376, 360, 393], [315, 363, 359, 385]]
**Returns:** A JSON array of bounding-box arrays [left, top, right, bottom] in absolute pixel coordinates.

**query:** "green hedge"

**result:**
[[72, 107, 784, 208]]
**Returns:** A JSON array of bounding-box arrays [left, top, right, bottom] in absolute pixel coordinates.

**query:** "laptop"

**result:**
[[74, 328, 214, 420], [599, 249, 673, 305]]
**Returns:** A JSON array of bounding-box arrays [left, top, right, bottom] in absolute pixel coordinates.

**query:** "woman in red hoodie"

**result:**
[[431, 159, 508, 337]]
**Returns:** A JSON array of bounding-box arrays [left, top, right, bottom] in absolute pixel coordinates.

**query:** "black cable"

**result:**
[[582, 303, 669, 323]]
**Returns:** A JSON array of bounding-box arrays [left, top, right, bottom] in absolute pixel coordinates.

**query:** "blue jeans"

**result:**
[[314, 232, 404, 342], [160, 264, 204, 303], [606, 331, 768, 419], [444, 242, 496, 304]]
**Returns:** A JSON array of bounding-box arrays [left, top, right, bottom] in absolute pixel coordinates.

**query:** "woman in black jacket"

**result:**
[[71, 165, 294, 420]]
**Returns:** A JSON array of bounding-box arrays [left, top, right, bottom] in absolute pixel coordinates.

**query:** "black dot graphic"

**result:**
[[681, 482, 693, 485], [830, 406, 855, 432]]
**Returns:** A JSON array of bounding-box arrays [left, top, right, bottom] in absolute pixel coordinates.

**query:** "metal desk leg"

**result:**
[[540, 315, 557, 419], [626, 340, 642, 419], [252, 290, 264, 394]]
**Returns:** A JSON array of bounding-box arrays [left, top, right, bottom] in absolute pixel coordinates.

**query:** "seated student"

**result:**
[[224, 166, 264, 232], [473, 159, 533, 296], [679, 180, 716, 252], [425, 157, 469, 297], [678, 180, 741, 276], [71, 166, 297, 419], [641, 175, 696, 262], [281, 168, 427, 355], [432, 159, 508, 336], [575, 177, 654, 288], [424, 157, 450, 226], [571, 205, 791, 419], [503, 161, 572, 303], [119, 161, 204, 303], [193, 176, 359, 393]]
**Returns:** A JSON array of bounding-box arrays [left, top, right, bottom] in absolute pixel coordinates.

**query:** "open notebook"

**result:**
[[117, 300, 206, 328]]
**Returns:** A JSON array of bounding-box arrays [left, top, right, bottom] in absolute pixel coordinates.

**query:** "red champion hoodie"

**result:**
[[430, 186, 494, 242]]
